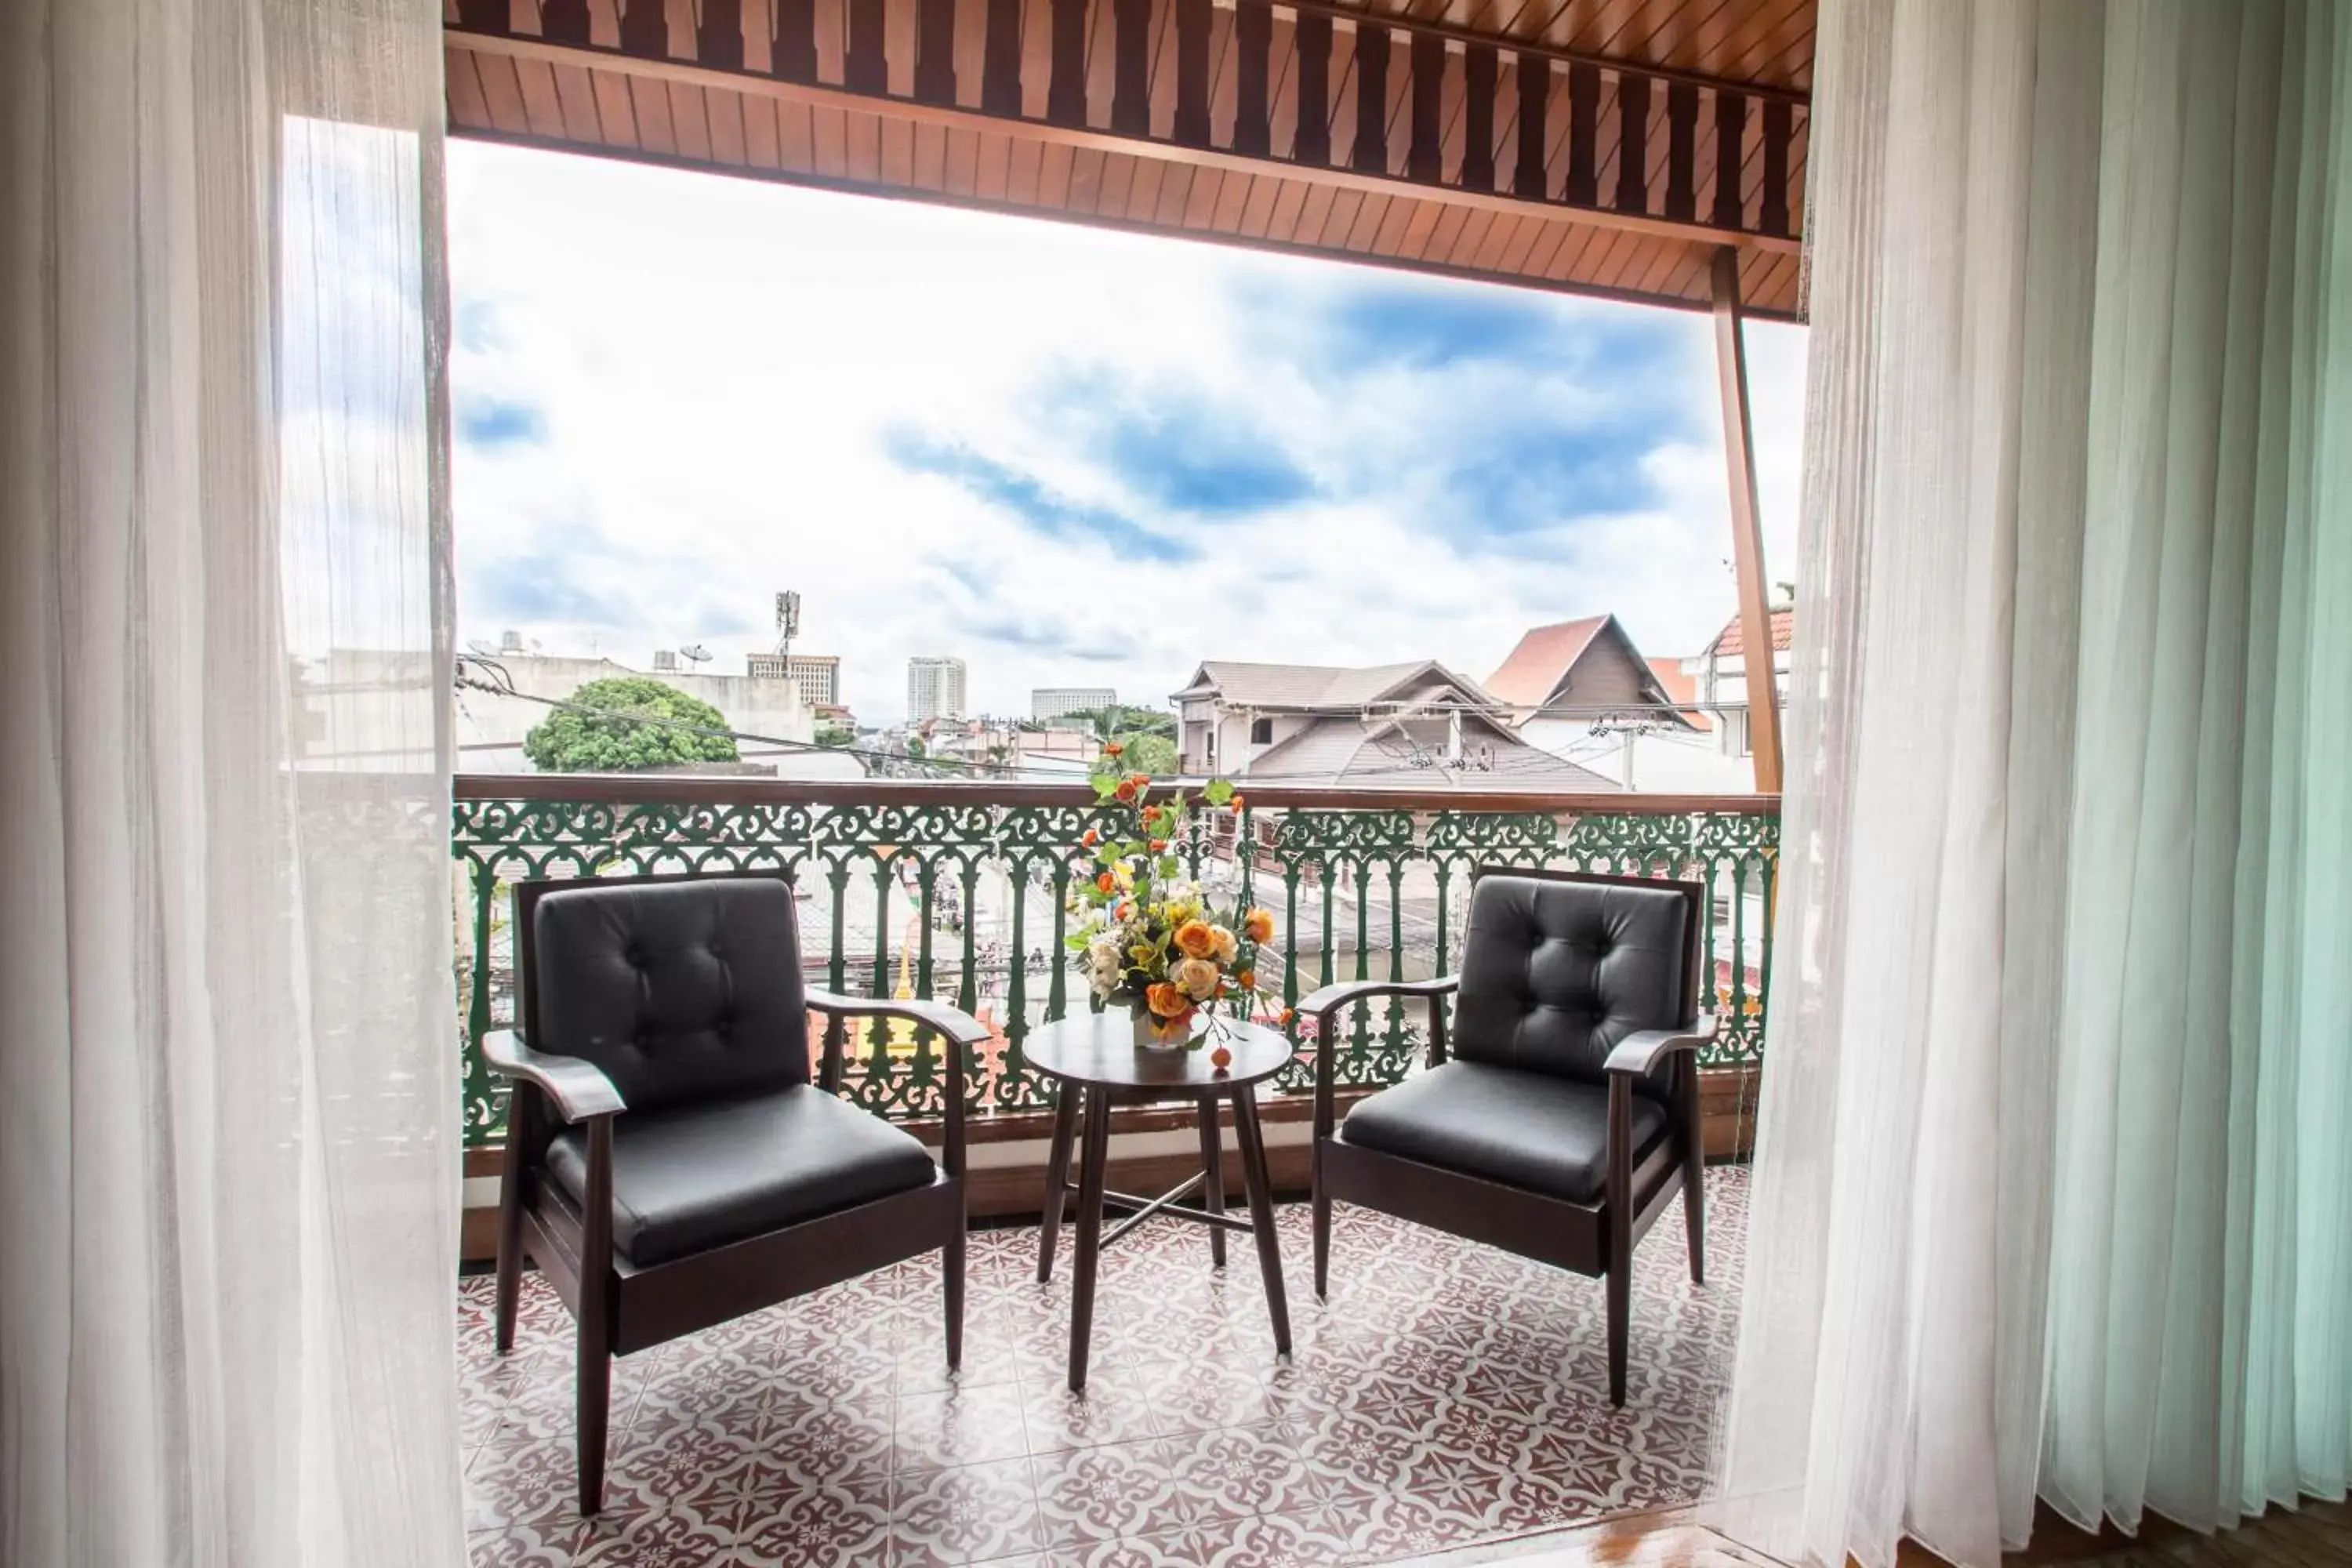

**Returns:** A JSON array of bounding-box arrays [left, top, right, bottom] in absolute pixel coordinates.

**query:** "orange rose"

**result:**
[[1229, 793, 1246, 812], [1080, 828, 1098, 847], [1149, 837, 1167, 851], [1278, 1007, 1295, 1026], [1242, 907, 1275, 944], [1103, 741, 1124, 757], [1115, 900, 1134, 920], [1145, 982, 1190, 1019], [1113, 779, 1139, 803], [1173, 919, 1217, 959], [1096, 871, 1117, 893], [1237, 968, 1255, 990]]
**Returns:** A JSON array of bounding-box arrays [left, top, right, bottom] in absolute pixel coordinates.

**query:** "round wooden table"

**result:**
[[1023, 1012, 1295, 1391]]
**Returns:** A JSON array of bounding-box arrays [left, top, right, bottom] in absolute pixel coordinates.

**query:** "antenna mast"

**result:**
[[775, 590, 800, 666]]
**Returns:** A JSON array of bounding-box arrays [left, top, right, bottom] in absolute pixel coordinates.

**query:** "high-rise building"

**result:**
[[749, 652, 841, 710], [906, 656, 968, 724], [1032, 686, 1116, 723]]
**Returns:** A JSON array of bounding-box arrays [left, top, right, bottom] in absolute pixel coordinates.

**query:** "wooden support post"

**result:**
[[1711, 246, 1784, 795]]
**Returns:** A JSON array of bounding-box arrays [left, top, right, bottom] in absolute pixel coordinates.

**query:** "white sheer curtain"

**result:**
[[1722, 2, 2352, 1565], [1, 2, 462, 1564]]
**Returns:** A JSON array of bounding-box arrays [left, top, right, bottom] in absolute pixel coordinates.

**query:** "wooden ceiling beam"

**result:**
[[450, 30, 1800, 262]]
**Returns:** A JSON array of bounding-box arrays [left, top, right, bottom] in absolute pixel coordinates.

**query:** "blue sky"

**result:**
[[447, 142, 1804, 725]]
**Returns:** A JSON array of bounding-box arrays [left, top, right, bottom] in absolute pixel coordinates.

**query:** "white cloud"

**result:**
[[448, 140, 1806, 725]]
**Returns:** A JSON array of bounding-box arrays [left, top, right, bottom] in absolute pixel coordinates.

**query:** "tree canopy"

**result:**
[[522, 676, 741, 772]]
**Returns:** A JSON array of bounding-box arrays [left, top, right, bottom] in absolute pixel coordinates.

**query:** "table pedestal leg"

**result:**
[[1196, 1094, 1227, 1269], [1036, 1085, 1078, 1283], [1067, 1086, 1114, 1391], [1229, 1086, 1292, 1356]]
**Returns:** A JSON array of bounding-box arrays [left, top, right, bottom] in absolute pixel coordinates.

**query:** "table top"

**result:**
[[1022, 1011, 1294, 1092]]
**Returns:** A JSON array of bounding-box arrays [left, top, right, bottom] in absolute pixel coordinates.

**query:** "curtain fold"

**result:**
[[1722, 3, 2352, 1564], [1, 2, 461, 1564]]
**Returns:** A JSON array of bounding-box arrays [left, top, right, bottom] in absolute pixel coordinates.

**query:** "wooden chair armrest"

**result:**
[[806, 989, 992, 1047], [1295, 975, 1458, 1018], [1602, 1017, 1719, 1078], [481, 1029, 626, 1123]]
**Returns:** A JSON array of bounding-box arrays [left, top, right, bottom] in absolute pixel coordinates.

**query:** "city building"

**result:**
[[747, 652, 842, 710], [906, 655, 968, 724], [1684, 606, 1795, 764], [1171, 659, 1617, 789], [440, 648, 814, 773], [1031, 686, 1116, 723]]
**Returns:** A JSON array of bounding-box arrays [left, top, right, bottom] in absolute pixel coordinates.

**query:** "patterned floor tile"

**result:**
[[889, 1455, 1044, 1566], [454, 1169, 1749, 1568]]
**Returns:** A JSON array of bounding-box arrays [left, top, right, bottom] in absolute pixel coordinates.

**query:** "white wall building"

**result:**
[[446, 650, 813, 773], [907, 656, 968, 724], [747, 652, 841, 710], [1031, 686, 1116, 723], [1682, 608, 1793, 771]]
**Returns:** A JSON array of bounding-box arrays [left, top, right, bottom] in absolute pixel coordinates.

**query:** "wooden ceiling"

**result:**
[[443, 0, 1810, 318]]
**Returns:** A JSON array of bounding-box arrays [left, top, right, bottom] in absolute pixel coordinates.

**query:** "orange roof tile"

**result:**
[[1483, 616, 1610, 708], [1711, 608, 1796, 659]]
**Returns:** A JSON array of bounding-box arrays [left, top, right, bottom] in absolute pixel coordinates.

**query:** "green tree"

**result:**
[[1067, 703, 1176, 743], [1118, 732, 1178, 776], [523, 676, 740, 772], [815, 720, 858, 748]]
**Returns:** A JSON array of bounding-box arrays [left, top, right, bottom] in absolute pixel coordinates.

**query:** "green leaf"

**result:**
[[1157, 855, 1181, 879], [1202, 778, 1234, 806]]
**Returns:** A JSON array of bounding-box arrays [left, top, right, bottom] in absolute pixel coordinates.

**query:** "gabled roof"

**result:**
[[1647, 658, 1711, 731], [1243, 706, 1620, 792], [1484, 617, 1612, 708], [1174, 659, 1490, 712], [1483, 615, 1697, 731], [1708, 608, 1797, 659]]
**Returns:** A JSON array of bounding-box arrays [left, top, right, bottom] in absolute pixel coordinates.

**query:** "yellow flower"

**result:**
[[1173, 956, 1220, 1000], [1242, 907, 1276, 944], [1173, 920, 1217, 959], [1209, 925, 1239, 964], [1146, 982, 1190, 1018]]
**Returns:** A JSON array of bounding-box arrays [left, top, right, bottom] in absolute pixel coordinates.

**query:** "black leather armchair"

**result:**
[[1303, 867, 1715, 1406], [485, 869, 983, 1513]]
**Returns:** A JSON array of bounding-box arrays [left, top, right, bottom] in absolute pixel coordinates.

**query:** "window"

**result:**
[[1250, 717, 1273, 744]]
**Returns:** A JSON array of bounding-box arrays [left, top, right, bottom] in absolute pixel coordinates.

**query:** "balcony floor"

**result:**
[[460, 1169, 1745, 1566]]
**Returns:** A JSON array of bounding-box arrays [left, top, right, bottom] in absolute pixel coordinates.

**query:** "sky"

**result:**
[[448, 140, 1806, 728]]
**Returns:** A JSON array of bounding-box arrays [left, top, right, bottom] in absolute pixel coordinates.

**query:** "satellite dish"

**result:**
[[680, 644, 711, 666]]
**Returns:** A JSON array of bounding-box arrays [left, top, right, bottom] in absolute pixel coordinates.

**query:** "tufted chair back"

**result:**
[[520, 872, 809, 1116], [1448, 869, 1700, 1102]]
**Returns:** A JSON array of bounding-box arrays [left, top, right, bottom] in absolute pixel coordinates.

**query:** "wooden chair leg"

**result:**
[[1606, 1260, 1629, 1408], [1311, 1142, 1331, 1301], [576, 1319, 611, 1514], [492, 1089, 539, 1355], [944, 1216, 967, 1370], [1196, 1094, 1227, 1269], [1679, 1072, 1706, 1286], [1682, 1162, 1706, 1287], [1605, 1078, 1632, 1409], [1036, 1086, 1078, 1283]]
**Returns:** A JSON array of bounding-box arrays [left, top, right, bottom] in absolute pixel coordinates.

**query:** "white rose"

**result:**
[[1209, 925, 1239, 964], [1172, 956, 1220, 1001]]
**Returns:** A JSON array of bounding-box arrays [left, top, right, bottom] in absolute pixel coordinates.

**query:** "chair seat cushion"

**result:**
[[1338, 1061, 1669, 1203], [544, 1085, 939, 1266]]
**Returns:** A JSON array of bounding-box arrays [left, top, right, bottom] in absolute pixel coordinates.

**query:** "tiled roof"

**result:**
[[1245, 710, 1620, 790], [1181, 660, 1439, 709], [1710, 608, 1796, 658], [1483, 616, 1611, 708], [1647, 657, 1711, 731]]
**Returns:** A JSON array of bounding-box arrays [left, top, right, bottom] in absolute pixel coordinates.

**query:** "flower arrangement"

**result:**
[[1065, 744, 1279, 1061]]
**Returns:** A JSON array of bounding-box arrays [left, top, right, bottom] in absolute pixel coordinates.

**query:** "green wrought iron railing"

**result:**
[[452, 776, 1778, 1147]]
